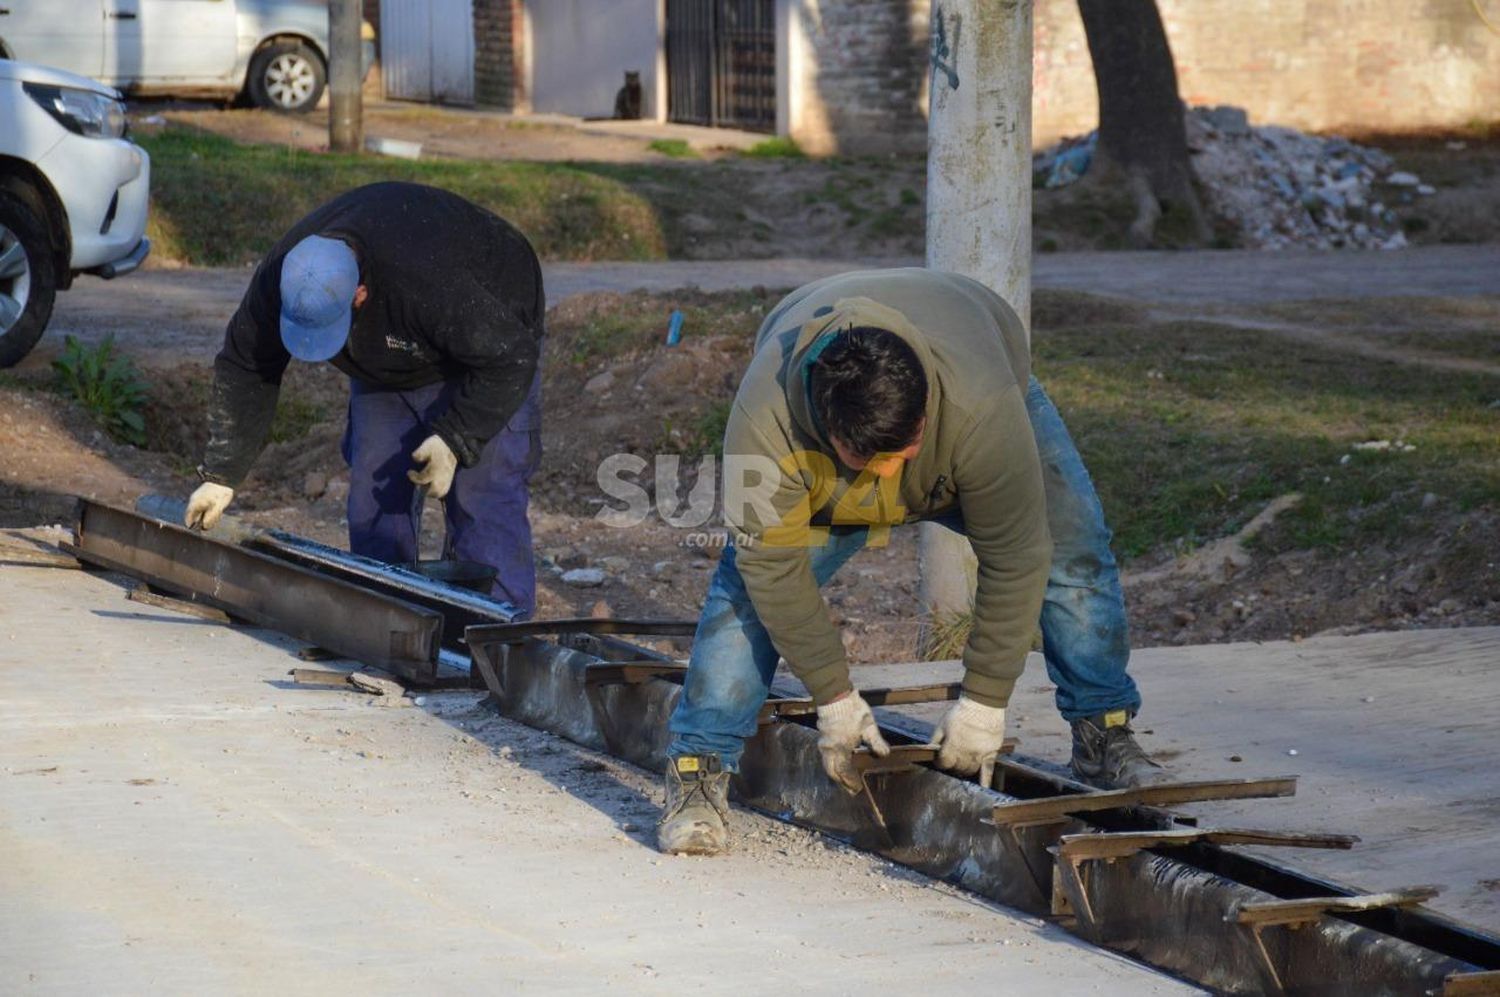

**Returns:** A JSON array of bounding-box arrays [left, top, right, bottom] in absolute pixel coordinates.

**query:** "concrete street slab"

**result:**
[[0, 562, 1196, 995], [863, 626, 1500, 933]]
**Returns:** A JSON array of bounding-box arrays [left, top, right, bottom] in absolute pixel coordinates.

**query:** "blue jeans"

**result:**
[[668, 376, 1139, 770], [341, 376, 542, 615]]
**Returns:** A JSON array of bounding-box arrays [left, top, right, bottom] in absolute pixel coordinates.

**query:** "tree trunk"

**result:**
[[1076, 0, 1208, 246]]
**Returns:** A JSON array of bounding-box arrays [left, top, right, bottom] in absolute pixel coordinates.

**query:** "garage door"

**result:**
[[666, 0, 775, 132], [381, 0, 474, 104]]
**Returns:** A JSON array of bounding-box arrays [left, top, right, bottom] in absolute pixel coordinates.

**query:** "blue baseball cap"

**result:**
[[279, 235, 359, 362]]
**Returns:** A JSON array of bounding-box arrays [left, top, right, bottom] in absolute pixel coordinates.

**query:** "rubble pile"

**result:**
[[1035, 105, 1435, 250]]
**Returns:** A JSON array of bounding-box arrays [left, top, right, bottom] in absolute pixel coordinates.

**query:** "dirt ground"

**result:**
[[8, 265, 1497, 663]]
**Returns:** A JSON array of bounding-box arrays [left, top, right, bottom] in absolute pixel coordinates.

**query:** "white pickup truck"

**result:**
[[0, 0, 374, 113], [0, 59, 150, 367]]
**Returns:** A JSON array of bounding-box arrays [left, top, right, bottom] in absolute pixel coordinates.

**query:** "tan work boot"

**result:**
[[656, 754, 731, 855]]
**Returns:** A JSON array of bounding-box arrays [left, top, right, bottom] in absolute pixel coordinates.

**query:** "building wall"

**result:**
[[523, 0, 663, 121], [782, 0, 930, 156], [473, 0, 515, 108], [786, 0, 1500, 155]]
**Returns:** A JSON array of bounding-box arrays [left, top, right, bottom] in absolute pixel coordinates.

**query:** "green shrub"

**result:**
[[51, 335, 148, 446]]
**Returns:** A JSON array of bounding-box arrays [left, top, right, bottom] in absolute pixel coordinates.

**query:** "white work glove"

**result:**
[[407, 434, 458, 499], [184, 482, 235, 531], [932, 697, 1007, 788], [815, 691, 891, 794]]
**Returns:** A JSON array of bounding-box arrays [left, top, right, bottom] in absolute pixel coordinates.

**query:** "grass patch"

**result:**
[[742, 136, 806, 159], [1034, 318, 1500, 558], [140, 126, 669, 265], [648, 138, 699, 159], [1383, 329, 1500, 362]]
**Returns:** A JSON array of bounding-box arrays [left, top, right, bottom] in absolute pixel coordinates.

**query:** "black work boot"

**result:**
[[656, 754, 731, 855], [1070, 710, 1167, 789]]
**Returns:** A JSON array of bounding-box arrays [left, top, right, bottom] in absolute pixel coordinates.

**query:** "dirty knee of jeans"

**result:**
[[688, 670, 767, 714]]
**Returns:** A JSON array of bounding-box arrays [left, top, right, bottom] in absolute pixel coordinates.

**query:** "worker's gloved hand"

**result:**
[[932, 697, 1007, 788], [184, 482, 235, 531], [814, 690, 891, 794], [407, 434, 458, 499]]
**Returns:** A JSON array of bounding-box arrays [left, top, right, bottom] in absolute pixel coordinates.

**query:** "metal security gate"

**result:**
[[665, 0, 775, 132], [381, 0, 475, 104]]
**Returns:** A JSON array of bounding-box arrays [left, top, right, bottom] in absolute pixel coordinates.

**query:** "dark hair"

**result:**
[[808, 326, 927, 458]]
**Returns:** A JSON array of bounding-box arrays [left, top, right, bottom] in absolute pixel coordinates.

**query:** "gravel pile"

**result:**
[[1035, 105, 1435, 250]]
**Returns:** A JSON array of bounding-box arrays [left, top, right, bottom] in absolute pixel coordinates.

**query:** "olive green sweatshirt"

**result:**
[[721, 268, 1052, 709]]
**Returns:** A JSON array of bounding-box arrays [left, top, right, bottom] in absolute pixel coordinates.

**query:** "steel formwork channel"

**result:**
[[468, 628, 1496, 995], [66, 500, 444, 683]]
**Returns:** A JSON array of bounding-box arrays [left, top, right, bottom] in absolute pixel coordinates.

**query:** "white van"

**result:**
[[0, 1, 374, 114]]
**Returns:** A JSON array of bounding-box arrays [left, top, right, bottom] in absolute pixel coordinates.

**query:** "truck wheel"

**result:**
[[0, 190, 57, 369], [247, 40, 327, 114]]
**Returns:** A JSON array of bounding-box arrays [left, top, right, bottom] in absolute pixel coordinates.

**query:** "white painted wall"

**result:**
[[524, 0, 663, 121]]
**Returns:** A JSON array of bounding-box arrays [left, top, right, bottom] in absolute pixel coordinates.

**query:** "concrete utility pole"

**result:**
[[919, 0, 1034, 646], [328, 0, 364, 153]]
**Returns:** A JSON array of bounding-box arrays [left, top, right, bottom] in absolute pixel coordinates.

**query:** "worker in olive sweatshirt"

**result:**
[[184, 182, 545, 613], [658, 268, 1164, 855]]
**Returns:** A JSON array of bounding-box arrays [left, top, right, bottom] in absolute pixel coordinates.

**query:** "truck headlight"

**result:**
[[22, 83, 128, 139]]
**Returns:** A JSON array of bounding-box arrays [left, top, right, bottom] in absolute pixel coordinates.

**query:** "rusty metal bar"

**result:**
[[989, 776, 1298, 827], [759, 682, 961, 721], [1235, 886, 1444, 928], [466, 618, 698, 645], [66, 499, 444, 684], [1444, 970, 1500, 996], [126, 583, 235, 624], [1057, 827, 1359, 862], [582, 660, 689, 686]]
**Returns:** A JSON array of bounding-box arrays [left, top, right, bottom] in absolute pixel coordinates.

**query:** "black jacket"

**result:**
[[202, 182, 545, 485]]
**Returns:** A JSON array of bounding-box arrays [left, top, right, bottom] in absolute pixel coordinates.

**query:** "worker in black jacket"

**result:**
[[184, 182, 546, 614]]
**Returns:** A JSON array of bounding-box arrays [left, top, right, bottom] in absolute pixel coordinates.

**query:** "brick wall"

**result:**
[[786, 0, 931, 156], [790, 0, 1500, 155], [1032, 0, 1500, 145], [473, 0, 515, 108]]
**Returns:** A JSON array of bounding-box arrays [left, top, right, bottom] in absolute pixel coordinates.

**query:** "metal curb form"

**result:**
[[468, 626, 1499, 996], [66, 499, 444, 683], [70, 500, 1500, 995]]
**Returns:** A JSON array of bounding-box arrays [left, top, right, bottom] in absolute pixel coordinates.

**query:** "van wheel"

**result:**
[[248, 40, 327, 114], [0, 190, 57, 369]]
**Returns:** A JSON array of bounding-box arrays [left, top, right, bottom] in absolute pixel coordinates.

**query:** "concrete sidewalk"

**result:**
[[0, 560, 1195, 995]]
